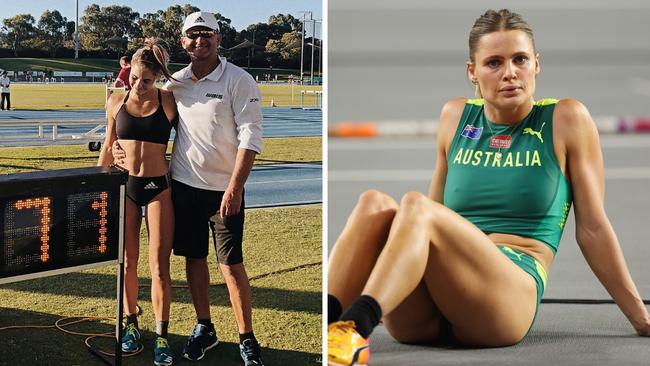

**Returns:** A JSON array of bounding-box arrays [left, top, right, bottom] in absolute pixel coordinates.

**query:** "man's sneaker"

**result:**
[[328, 321, 370, 366], [153, 337, 174, 366], [239, 338, 264, 366], [121, 323, 142, 353], [182, 324, 219, 361]]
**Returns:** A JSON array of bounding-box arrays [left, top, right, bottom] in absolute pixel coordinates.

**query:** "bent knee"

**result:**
[[400, 191, 438, 210], [356, 189, 398, 213], [398, 191, 439, 221]]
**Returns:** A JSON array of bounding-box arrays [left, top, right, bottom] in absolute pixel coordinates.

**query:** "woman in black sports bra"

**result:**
[[98, 38, 178, 364]]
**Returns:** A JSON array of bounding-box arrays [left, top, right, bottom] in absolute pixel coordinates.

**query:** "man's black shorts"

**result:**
[[171, 179, 245, 265]]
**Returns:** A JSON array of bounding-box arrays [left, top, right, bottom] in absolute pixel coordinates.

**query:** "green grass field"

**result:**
[[8, 83, 322, 109], [0, 141, 323, 365], [0, 137, 321, 174], [0, 206, 322, 365]]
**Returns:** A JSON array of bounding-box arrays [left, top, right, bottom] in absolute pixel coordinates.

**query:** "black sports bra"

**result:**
[[115, 89, 172, 145]]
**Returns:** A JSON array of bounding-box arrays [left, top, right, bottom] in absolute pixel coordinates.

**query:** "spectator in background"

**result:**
[[0, 71, 11, 111], [115, 55, 132, 89]]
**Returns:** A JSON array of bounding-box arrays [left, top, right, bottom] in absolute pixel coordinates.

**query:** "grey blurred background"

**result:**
[[329, 0, 650, 122], [328, 0, 650, 300]]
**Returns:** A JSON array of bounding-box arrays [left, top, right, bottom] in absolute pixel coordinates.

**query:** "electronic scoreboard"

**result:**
[[0, 166, 127, 284]]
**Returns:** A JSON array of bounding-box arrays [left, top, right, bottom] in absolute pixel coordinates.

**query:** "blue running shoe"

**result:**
[[182, 324, 219, 361], [121, 323, 141, 353], [153, 337, 174, 366], [240, 338, 264, 366]]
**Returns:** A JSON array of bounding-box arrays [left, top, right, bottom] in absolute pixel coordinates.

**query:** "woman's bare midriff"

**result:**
[[116, 139, 169, 177], [487, 232, 554, 273]]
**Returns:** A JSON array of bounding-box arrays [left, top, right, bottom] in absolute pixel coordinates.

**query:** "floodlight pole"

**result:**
[[299, 11, 312, 85], [318, 36, 322, 78], [310, 16, 315, 85], [74, 0, 79, 59], [310, 19, 321, 85]]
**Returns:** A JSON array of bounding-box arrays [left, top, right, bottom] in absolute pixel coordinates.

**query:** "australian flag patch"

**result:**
[[461, 124, 483, 139]]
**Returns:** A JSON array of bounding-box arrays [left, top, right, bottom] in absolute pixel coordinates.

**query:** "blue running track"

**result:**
[[0, 108, 322, 208], [246, 162, 322, 208], [0, 107, 322, 138]]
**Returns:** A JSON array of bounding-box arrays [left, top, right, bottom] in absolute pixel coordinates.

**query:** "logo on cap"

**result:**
[[195, 16, 205, 23]]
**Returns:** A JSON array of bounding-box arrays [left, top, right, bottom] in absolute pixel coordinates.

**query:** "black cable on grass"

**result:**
[[0, 261, 322, 356]]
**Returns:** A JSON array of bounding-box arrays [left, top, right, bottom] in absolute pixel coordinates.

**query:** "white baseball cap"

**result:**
[[182, 11, 220, 34]]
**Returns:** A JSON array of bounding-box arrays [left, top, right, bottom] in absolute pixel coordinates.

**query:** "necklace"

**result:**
[[485, 120, 519, 160]]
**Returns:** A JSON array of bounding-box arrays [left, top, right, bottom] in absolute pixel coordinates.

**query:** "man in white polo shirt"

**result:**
[[170, 12, 264, 366], [114, 11, 264, 366]]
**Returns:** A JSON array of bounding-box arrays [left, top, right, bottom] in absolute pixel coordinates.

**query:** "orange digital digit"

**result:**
[[14, 197, 51, 262], [92, 192, 109, 253]]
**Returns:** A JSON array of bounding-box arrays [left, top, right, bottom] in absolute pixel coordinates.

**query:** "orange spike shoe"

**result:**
[[328, 321, 370, 366]]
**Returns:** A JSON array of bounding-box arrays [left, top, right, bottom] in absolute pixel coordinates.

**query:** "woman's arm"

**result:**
[[428, 98, 465, 203], [160, 89, 178, 127], [558, 98, 650, 336], [97, 93, 121, 166]]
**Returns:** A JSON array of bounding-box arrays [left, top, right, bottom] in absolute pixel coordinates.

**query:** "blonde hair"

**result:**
[[131, 38, 176, 81], [468, 9, 535, 98], [469, 9, 535, 64]]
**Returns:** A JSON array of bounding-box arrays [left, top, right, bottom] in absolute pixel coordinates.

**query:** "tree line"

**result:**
[[0, 4, 321, 69]]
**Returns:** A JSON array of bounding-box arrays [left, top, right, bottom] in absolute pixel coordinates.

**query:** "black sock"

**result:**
[[328, 294, 343, 324], [125, 314, 138, 328], [156, 320, 169, 339], [198, 318, 214, 330], [339, 295, 382, 339], [239, 331, 255, 343]]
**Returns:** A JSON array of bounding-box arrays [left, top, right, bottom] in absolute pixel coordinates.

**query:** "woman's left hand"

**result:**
[[634, 315, 650, 336], [636, 325, 650, 337]]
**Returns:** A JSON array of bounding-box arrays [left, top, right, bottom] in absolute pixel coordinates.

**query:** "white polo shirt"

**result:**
[[165, 56, 263, 191]]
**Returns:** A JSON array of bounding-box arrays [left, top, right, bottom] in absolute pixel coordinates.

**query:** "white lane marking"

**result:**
[[630, 77, 650, 97], [605, 168, 650, 179], [329, 169, 431, 181], [248, 200, 322, 208], [255, 163, 322, 169], [330, 135, 650, 151], [330, 139, 437, 150], [329, 168, 650, 182], [600, 135, 650, 148], [247, 178, 321, 185]]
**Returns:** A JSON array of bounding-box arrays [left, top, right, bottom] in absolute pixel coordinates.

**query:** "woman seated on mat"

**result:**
[[327, 9, 650, 366]]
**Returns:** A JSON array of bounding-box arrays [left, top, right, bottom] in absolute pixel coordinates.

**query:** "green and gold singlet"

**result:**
[[443, 98, 572, 254]]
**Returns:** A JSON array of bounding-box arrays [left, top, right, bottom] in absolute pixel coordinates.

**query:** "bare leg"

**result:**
[[145, 189, 174, 322], [328, 190, 398, 310], [382, 280, 443, 344], [220, 263, 253, 334], [365, 192, 538, 346], [123, 198, 142, 316], [186, 258, 212, 320]]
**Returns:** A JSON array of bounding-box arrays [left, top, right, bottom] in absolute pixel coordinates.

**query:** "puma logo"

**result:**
[[502, 246, 524, 261], [523, 122, 545, 143]]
